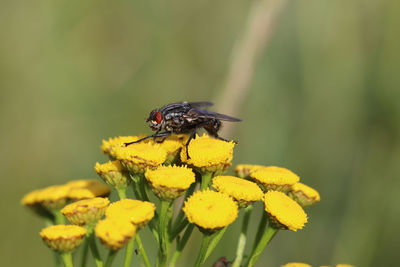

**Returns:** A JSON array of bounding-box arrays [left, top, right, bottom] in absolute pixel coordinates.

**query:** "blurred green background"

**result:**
[[1, 0, 399, 266]]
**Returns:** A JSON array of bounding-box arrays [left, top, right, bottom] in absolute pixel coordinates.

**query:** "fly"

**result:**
[[124, 101, 241, 158]]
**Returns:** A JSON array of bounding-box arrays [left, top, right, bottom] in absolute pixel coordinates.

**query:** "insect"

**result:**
[[124, 101, 241, 158]]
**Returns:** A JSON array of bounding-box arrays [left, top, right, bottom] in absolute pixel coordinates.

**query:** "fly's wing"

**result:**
[[187, 108, 241, 122], [188, 102, 214, 108]]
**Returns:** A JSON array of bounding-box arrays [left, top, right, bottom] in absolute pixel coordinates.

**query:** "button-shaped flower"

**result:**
[[250, 166, 300, 193], [264, 191, 307, 231], [95, 218, 136, 250], [148, 134, 186, 164], [114, 142, 167, 174], [106, 199, 155, 228], [289, 182, 320, 207], [183, 189, 238, 232], [61, 197, 109, 226], [101, 135, 145, 159], [66, 179, 111, 200], [180, 134, 235, 175], [281, 263, 311, 267], [212, 175, 263, 207], [234, 164, 265, 178], [145, 165, 195, 200], [95, 161, 130, 189], [40, 225, 86, 253]]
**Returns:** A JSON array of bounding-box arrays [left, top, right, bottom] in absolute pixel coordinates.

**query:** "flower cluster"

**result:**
[[21, 132, 329, 267]]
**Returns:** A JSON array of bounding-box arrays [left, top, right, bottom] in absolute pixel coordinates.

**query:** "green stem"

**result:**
[[61, 252, 73, 267], [80, 238, 89, 267], [116, 188, 127, 199], [53, 209, 65, 225], [246, 225, 278, 267], [170, 218, 188, 240], [200, 172, 213, 190], [88, 232, 103, 267], [232, 205, 253, 267], [252, 211, 267, 252], [104, 250, 118, 267], [205, 227, 227, 260], [135, 234, 151, 267], [157, 200, 173, 267], [123, 237, 135, 267], [130, 174, 144, 200], [194, 233, 213, 267], [169, 224, 194, 267]]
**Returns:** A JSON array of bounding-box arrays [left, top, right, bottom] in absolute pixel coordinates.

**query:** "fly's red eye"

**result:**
[[155, 112, 162, 124]]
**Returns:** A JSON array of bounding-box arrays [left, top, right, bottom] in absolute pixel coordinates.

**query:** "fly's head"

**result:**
[[146, 109, 163, 131]]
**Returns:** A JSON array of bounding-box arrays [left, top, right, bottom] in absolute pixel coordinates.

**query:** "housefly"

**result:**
[[124, 101, 241, 158]]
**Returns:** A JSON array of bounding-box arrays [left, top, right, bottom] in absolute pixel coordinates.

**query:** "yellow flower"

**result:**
[[95, 218, 136, 250], [34, 185, 71, 210], [61, 197, 109, 226], [40, 225, 86, 252], [281, 263, 312, 267], [66, 179, 111, 200], [212, 175, 263, 207], [114, 142, 167, 174], [145, 165, 195, 199], [264, 191, 307, 231], [148, 134, 186, 164], [289, 182, 320, 207], [94, 161, 130, 189], [250, 166, 300, 193], [180, 134, 235, 175], [101, 135, 145, 159], [106, 199, 155, 228], [234, 164, 265, 178], [183, 189, 238, 231]]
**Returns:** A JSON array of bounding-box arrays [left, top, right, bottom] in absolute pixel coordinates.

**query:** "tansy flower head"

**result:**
[[21, 189, 56, 218], [183, 189, 238, 232], [264, 191, 307, 231], [101, 135, 144, 159], [145, 165, 195, 200], [66, 179, 111, 200], [281, 263, 311, 267], [289, 182, 320, 207], [34, 185, 71, 210], [212, 175, 263, 207], [95, 161, 130, 189], [148, 134, 186, 164], [40, 225, 86, 252], [234, 164, 265, 178], [250, 166, 300, 193], [180, 134, 235, 175], [114, 142, 167, 174], [95, 218, 136, 250], [61, 197, 109, 226], [106, 199, 155, 228]]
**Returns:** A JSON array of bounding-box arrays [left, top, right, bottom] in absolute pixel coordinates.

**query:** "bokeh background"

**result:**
[[1, 0, 399, 266]]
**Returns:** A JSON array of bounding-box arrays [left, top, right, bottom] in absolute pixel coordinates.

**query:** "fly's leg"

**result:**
[[185, 129, 198, 159], [124, 131, 172, 146], [205, 120, 238, 144]]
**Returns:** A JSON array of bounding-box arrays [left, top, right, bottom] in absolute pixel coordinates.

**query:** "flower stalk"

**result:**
[[123, 238, 135, 267], [61, 252, 73, 267], [135, 235, 151, 267], [158, 200, 173, 267], [246, 224, 278, 267], [232, 204, 253, 267], [194, 232, 213, 267]]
